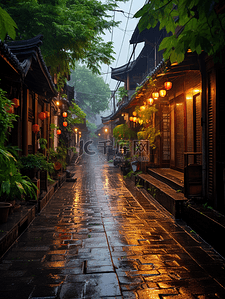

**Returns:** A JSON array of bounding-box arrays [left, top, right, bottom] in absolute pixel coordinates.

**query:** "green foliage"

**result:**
[[148, 186, 157, 198], [68, 64, 110, 119], [47, 142, 67, 170], [2, 0, 127, 77], [0, 85, 18, 146], [135, 105, 160, 148], [117, 86, 128, 103], [113, 123, 136, 141], [135, 105, 157, 126], [19, 153, 54, 172], [68, 146, 77, 154], [86, 121, 97, 138], [135, 0, 225, 64], [0, 6, 17, 41], [0, 147, 37, 201], [39, 138, 47, 150], [67, 101, 86, 132]]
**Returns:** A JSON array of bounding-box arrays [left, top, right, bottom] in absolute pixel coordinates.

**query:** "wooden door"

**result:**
[[175, 101, 185, 171]]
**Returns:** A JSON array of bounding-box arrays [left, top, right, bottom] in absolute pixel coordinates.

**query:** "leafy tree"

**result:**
[[68, 64, 110, 121], [1, 0, 127, 76], [0, 5, 17, 41], [135, 0, 225, 64], [67, 101, 86, 132], [113, 123, 136, 141]]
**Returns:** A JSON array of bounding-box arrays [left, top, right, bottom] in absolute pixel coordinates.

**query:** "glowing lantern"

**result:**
[[57, 129, 61, 135], [164, 81, 172, 90], [133, 111, 137, 116], [147, 98, 154, 105], [129, 116, 133, 122], [159, 89, 166, 97], [32, 124, 40, 134], [140, 105, 146, 111], [38, 112, 46, 120], [62, 112, 67, 118], [56, 101, 60, 106], [6, 105, 14, 114], [133, 117, 137, 122], [45, 111, 50, 118], [152, 92, 159, 99], [63, 121, 68, 127], [12, 98, 20, 108]]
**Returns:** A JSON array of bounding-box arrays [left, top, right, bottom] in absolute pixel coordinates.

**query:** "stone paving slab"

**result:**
[[0, 149, 225, 298]]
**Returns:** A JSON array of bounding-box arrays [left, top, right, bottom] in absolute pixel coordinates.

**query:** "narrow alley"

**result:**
[[0, 148, 225, 299]]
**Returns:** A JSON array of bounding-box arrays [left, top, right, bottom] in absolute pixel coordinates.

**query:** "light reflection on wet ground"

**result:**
[[0, 148, 225, 298]]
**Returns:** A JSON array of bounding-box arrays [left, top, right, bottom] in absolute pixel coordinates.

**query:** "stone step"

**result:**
[[147, 168, 184, 192], [136, 173, 187, 219]]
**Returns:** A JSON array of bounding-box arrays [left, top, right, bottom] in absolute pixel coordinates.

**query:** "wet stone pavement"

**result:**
[[1, 148, 225, 299]]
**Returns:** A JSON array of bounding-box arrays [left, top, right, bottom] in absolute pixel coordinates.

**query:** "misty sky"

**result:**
[[100, 0, 146, 94]]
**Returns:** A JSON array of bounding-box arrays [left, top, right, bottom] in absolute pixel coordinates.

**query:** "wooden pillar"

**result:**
[[22, 88, 29, 156], [34, 94, 38, 153]]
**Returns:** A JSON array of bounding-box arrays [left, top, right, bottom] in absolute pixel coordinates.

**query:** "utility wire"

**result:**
[[115, 0, 134, 68]]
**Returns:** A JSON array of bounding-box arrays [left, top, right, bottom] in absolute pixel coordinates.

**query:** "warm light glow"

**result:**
[[62, 112, 67, 117], [152, 92, 159, 99], [45, 111, 50, 118], [79, 131, 81, 135], [56, 101, 60, 106], [38, 112, 46, 120], [159, 89, 166, 97], [133, 111, 137, 116], [129, 116, 133, 122], [98, 133, 101, 136], [57, 129, 61, 135], [140, 105, 146, 111], [105, 128, 108, 133], [63, 121, 67, 127], [12, 98, 20, 108], [75, 128, 78, 132], [147, 98, 154, 105], [186, 96, 192, 100], [133, 117, 137, 122], [193, 89, 201, 93], [164, 81, 172, 90]]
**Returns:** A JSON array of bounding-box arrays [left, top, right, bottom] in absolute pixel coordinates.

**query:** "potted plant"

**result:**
[[19, 154, 43, 179], [0, 84, 37, 222], [47, 142, 67, 178], [0, 147, 37, 222]]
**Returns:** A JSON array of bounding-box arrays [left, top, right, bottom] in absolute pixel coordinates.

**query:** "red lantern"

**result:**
[[62, 112, 67, 118], [57, 129, 61, 135], [45, 111, 50, 118], [133, 111, 137, 116], [6, 105, 14, 114], [63, 121, 67, 127], [12, 98, 20, 108], [152, 92, 159, 99], [38, 112, 46, 120], [159, 89, 166, 97], [133, 117, 137, 122], [147, 98, 154, 105], [129, 116, 133, 122], [32, 124, 40, 134], [164, 81, 172, 90]]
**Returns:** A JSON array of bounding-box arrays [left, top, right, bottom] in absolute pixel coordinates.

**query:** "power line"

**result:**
[[115, 0, 134, 68]]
